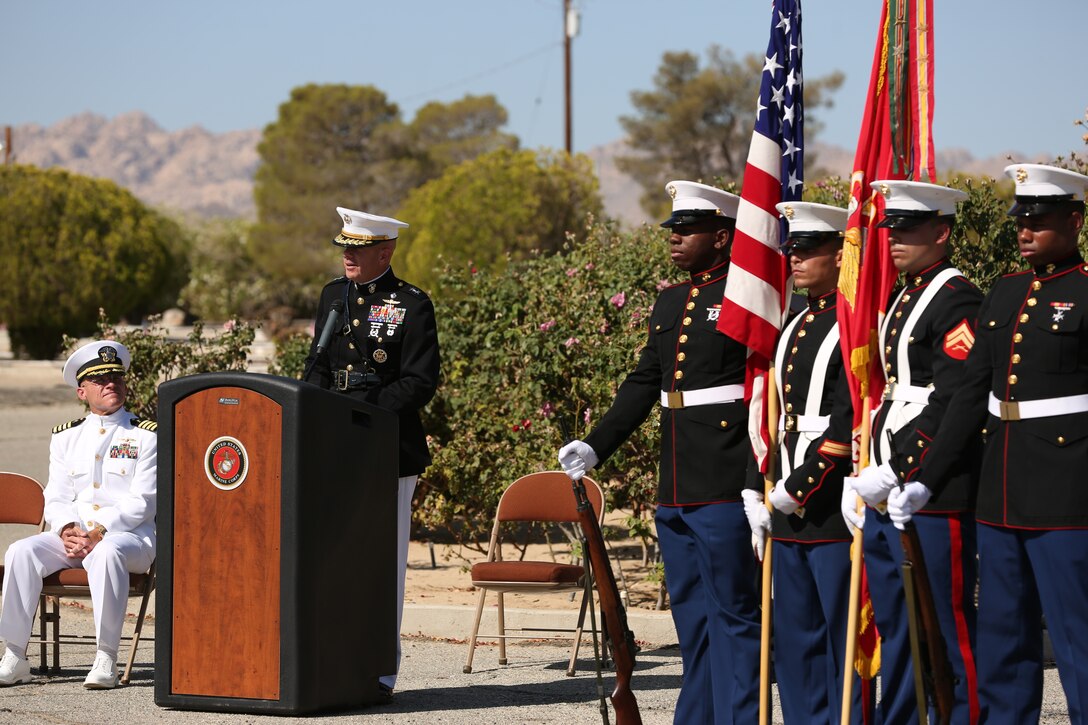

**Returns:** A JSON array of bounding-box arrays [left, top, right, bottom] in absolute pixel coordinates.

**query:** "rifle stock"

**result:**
[[886, 431, 955, 724], [571, 475, 643, 725]]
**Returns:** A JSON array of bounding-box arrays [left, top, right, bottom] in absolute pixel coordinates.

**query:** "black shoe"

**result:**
[[377, 683, 394, 703]]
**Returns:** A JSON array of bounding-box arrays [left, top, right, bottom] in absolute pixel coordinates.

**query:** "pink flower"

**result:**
[[539, 319, 556, 332], [656, 279, 671, 291], [599, 322, 611, 334], [539, 402, 554, 418], [566, 267, 579, 277], [583, 407, 592, 426], [522, 419, 532, 429], [563, 337, 579, 348], [609, 292, 626, 308], [222, 319, 236, 331], [584, 263, 596, 271]]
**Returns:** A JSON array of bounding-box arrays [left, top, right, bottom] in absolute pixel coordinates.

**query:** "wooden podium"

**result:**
[[154, 372, 398, 714]]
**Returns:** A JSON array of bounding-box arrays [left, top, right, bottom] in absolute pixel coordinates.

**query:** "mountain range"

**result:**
[[7, 111, 1046, 225]]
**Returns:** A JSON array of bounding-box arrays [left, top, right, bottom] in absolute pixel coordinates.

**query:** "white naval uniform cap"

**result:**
[[333, 207, 409, 247], [63, 340, 131, 388], [1004, 163, 1088, 217], [660, 180, 741, 228], [776, 202, 848, 254], [871, 180, 968, 229]]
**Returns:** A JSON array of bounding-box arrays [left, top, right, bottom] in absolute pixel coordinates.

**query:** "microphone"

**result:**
[[302, 299, 345, 384], [315, 299, 345, 355]]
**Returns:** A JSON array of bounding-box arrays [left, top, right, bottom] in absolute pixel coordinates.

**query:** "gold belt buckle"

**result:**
[[999, 400, 1021, 421], [667, 391, 685, 409], [784, 414, 797, 431], [335, 370, 349, 391]]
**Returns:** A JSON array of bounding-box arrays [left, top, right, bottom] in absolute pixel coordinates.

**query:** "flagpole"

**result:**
[[760, 367, 779, 725], [841, 395, 871, 725]]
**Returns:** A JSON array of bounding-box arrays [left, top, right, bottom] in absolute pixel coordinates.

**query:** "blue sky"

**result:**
[[3, 1, 1085, 160]]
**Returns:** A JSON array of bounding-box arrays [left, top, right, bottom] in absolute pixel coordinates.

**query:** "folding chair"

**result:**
[[0, 471, 47, 587], [463, 470, 605, 676]]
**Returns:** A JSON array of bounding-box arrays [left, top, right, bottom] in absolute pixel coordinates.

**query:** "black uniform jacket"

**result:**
[[922, 255, 1088, 529], [585, 260, 753, 506], [305, 267, 440, 477], [766, 290, 853, 542], [870, 259, 982, 513]]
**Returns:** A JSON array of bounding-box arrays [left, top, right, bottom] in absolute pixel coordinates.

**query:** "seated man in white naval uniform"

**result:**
[[0, 341, 156, 690]]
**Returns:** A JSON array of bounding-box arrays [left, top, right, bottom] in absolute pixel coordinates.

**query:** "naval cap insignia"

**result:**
[[1015, 167, 1028, 184], [342, 214, 352, 225], [879, 183, 890, 198], [98, 346, 118, 363], [782, 205, 794, 219]]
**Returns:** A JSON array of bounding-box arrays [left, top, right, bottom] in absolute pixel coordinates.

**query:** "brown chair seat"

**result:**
[[41, 569, 151, 589], [471, 561, 584, 585]]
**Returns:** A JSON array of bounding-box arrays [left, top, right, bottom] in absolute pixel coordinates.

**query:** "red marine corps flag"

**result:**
[[717, 0, 803, 472], [837, 1, 937, 721]]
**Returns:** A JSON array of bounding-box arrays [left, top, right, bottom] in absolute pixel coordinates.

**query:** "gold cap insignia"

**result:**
[[666, 183, 677, 199], [1015, 167, 1028, 183], [98, 346, 118, 363], [879, 183, 890, 197], [782, 205, 794, 219], [342, 214, 352, 225]]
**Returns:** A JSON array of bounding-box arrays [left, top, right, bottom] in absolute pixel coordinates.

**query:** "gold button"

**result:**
[[818, 462, 826, 470], [99, 429, 106, 435], [93, 482, 101, 489], [819, 299, 826, 309], [346, 364, 354, 372], [719, 421, 728, 429], [655, 325, 661, 331], [982, 428, 988, 435], [1013, 333, 1023, 343], [691, 288, 700, 297], [900, 471, 906, 479], [1009, 374, 1018, 385], [805, 314, 815, 323], [1052, 324, 1060, 331], [786, 364, 794, 372], [686, 301, 695, 310], [353, 318, 360, 327], [784, 384, 792, 392], [683, 317, 692, 326], [989, 321, 996, 327], [907, 456, 914, 464], [1027, 298, 1038, 307], [791, 346, 798, 354], [786, 403, 794, 412], [895, 311, 902, 319], [92, 504, 100, 511], [677, 352, 686, 362], [888, 376, 897, 383], [95, 454, 101, 460], [913, 277, 922, 286], [798, 329, 807, 338], [903, 294, 912, 303], [1019, 314, 1029, 323], [1032, 280, 1042, 291], [1012, 354, 1021, 364], [357, 297, 364, 304], [885, 363, 892, 372], [1047, 264, 1056, 273], [807, 477, 815, 484], [885, 346, 892, 354], [1058, 436, 1066, 444], [348, 342, 355, 349], [679, 334, 688, 343], [917, 440, 924, 448], [674, 370, 683, 380], [890, 328, 898, 336], [87, 521, 95, 528], [908, 336, 915, 343]]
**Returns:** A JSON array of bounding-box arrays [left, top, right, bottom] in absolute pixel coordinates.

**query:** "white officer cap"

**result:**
[[333, 207, 408, 247], [1004, 163, 1088, 217], [661, 180, 741, 228], [63, 340, 131, 388], [871, 180, 968, 229], [776, 202, 848, 254]]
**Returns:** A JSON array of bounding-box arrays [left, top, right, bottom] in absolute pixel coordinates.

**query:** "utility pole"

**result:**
[[563, 0, 579, 154]]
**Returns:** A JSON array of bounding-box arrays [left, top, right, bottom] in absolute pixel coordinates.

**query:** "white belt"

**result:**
[[779, 413, 830, 433], [883, 382, 933, 405], [660, 384, 744, 409], [987, 392, 1088, 421]]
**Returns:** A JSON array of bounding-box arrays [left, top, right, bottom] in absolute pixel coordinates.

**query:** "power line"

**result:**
[[400, 41, 562, 103]]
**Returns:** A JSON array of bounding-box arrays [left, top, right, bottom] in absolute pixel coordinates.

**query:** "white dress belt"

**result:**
[[987, 392, 1088, 421], [660, 384, 745, 409], [884, 382, 933, 405], [778, 413, 830, 433]]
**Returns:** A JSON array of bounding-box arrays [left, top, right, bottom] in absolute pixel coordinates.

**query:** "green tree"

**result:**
[[0, 165, 188, 359], [619, 46, 844, 218], [395, 148, 603, 291], [250, 85, 517, 312]]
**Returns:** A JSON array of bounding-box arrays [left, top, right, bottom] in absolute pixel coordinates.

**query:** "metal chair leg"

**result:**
[[567, 576, 592, 676], [496, 591, 507, 665], [463, 587, 488, 673]]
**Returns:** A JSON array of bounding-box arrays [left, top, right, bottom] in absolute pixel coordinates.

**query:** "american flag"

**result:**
[[717, 0, 802, 469]]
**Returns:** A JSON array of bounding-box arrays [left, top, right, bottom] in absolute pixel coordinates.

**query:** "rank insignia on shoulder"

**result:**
[[404, 286, 426, 298], [943, 320, 975, 360], [52, 418, 86, 435], [131, 417, 158, 433]]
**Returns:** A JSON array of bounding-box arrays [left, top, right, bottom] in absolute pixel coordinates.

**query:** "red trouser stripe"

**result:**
[[947, 514, 980, 724]]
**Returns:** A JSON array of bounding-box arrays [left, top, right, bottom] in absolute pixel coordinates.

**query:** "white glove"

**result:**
[[557, 440, 599, 480], [768, 479, 801, 515], [846, 463, 899, 507], [841, 485, 865, 536], [741, 489, 772, 562], [887, 481, 933, 530]]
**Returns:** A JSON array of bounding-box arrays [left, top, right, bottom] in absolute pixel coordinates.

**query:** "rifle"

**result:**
[[560, 419, 642, 725], [886, 431, 955, 725]]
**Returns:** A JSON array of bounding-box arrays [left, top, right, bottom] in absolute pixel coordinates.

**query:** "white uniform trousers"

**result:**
[[0, 532, 154, 659], [380, 475, 417, 690]]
